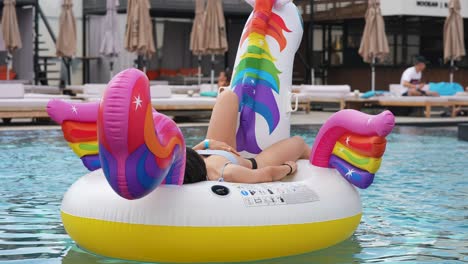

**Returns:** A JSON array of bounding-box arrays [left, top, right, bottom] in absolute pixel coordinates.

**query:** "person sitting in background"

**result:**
[[217, 71, 230, 88], [400, 56, 439, 97]]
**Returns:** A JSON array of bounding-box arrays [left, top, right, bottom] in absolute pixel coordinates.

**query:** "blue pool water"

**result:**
[[0, 126, 467, 264]]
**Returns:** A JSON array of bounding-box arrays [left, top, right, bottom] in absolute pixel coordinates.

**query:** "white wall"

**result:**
[[381, 0, 468, 18]]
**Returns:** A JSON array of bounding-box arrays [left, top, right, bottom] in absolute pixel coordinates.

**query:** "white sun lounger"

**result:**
[[0, 83, 80, 121], [383, 84, 468, 117], [378, 96, 451, 118], [151, 94, 216, 111], [446, 93, 468, 117], [293, 85, 354, 110]]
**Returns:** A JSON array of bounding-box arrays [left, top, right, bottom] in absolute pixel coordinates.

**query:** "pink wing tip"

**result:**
[[374, 110, 395, 137], [47, 99, 68, 124]]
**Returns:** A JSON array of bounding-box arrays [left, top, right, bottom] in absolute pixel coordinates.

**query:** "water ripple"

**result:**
[[0, 127, 467, 263]]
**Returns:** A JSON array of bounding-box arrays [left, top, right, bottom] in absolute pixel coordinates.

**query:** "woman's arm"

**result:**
[[192, 139, 240, 155], [222, 162, 297, 183], [192, 140, 206, 150]]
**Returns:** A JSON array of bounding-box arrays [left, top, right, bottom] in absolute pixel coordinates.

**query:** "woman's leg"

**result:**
[[205, 89, 239, 147], [254, 136, 310, 168]]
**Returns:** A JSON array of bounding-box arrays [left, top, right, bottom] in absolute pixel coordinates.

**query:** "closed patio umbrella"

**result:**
[[1, 0, 22, 80], [56, 0, 77, 85], [100, 0, 120, 79], [444, 0, 465, 83], [124, 0, 155, 71], [190, 0, 206, 85], [202, 0, 228, 88], [358, 0, 389, 92]]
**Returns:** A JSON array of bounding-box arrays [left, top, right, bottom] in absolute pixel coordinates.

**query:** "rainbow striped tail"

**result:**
[[47, 100, 101, 171], [310, 110, 395, 189]]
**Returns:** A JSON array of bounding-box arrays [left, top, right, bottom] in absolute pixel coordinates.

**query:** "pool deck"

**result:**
[[1, 111, 468, 131]]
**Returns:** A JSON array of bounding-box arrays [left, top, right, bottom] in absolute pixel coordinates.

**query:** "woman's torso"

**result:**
[[196, 150, 251, 180]]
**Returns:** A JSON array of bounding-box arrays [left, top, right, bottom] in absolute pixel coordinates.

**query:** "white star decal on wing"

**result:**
[[133, 95, 142, 110], [345, 169, 355, 177], [71, 105, 78, 114], [345, 136, 351, 145]]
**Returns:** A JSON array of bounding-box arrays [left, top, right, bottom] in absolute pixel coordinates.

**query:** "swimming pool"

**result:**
[[0, 126, 466, 263]]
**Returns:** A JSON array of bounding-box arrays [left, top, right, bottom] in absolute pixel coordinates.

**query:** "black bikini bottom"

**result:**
[[247, 158, 258, 169]]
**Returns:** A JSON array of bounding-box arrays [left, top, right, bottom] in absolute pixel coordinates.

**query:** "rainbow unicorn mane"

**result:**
[[233, 0, 292, 154]]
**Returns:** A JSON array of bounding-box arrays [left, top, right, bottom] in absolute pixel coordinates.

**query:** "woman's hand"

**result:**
[[208, 139, 240, 156]]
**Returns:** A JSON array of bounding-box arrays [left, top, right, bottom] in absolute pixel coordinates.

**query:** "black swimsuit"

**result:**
[[248, 158, 258, 169]]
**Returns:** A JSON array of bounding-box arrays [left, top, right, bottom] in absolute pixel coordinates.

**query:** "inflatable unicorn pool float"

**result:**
[[47, 0, 395, 262]]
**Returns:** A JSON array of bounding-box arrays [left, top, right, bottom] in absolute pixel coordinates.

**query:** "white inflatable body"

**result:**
[[61, 160, 361, 263]]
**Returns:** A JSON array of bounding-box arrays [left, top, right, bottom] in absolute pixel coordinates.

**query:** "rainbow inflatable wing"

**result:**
[[47, 69, 186, 199], [310, 110, 395, 189], [47, 100, 101, 171]]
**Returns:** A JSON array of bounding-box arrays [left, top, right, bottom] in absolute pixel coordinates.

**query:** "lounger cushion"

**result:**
[[169, 85, 198, 94], [151, 94, 216, 107], [24, 85, 62, 94], [24, 93, 72, 99], [150, 85, 172, 98], [0, 83, 24, 98], [300, 85, 351, 94], [378, 96, 449, 103], [0, 98, 79, 110], [83, 84, 107, 96]]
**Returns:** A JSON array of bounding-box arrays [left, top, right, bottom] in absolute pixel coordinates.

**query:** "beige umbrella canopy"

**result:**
[[1, 0, 21, 53], [359, 0, 389, 91], [190, 0, 206, 56], [444, 0, 465, 83], [203, 0, 227, 55], [190, 0, 207, 85], [1, 0, 22, 80], [124, 0, 155, 58], [202, 0, 228, 86], [56, 0, 77, 58], [56, 0, 76, 85]]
